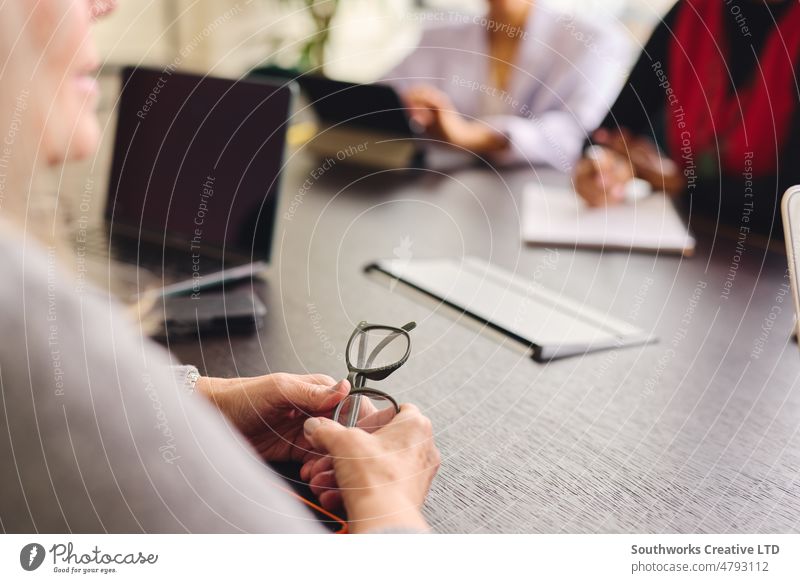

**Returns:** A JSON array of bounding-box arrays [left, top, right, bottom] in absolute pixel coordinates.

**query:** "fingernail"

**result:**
[[304, 417, 322, 436]]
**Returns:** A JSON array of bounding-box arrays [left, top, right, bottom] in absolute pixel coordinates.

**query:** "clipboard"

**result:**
[[368, 256, 656, 361]]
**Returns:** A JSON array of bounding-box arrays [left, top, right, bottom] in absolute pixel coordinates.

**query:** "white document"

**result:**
[[521, 184, 696, 255]]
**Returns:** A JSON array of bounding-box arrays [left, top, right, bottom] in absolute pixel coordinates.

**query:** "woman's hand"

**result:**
[[403, 85, 508, 154], [575, 128, 687, 206], [573, 144, 634, 207], [593, 128, 686, 195], [300, 404, 440, 533], [196, 373, 349, 464]]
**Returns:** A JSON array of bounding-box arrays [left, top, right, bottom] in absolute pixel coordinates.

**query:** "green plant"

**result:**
[[281, 0, 340, 72]]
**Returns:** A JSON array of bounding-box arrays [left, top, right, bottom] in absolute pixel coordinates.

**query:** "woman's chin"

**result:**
[[46, 122, 101, 165]]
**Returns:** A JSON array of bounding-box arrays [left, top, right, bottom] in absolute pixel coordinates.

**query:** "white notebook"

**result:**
[[521, 184, 696, 255], [370, 256, 654, 361]]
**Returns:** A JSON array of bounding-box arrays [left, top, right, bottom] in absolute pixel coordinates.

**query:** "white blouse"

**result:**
[[383, 1, 632, 169]]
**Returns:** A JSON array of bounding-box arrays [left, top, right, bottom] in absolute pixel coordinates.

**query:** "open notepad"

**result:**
[[522, 184, 696, 255]]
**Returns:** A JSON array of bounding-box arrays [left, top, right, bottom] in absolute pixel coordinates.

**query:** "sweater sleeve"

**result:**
[[0, 230, 325, 533]]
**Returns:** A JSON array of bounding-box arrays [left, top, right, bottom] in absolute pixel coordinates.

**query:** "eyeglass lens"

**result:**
[[349, 328, 409, 371], [336, 392, 398, 430]]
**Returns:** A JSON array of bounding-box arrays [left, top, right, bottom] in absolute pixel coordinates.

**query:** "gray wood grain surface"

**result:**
[[169, 154, 800, 533]]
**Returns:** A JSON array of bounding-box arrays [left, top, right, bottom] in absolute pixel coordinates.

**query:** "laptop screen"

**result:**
[[107, 66, 293, 265], [297, 75, 413, 135]]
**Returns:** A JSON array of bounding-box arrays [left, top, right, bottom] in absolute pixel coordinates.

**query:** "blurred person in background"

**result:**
[[0, 0, 439, 534], [383, 0, 631, 168], [574, 0, 800, 238]]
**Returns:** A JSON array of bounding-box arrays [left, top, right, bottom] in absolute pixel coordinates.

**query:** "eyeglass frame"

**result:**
[[332, 320, 416, 427]]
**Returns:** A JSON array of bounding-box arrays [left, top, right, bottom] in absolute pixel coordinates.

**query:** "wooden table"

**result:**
[[169, 154, 800, 533]]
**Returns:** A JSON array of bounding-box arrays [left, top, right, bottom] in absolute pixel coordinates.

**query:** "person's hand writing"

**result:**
[[196, 373, 349, 464], [300, 404, 440, 533], [573, 144, 634, 207], [593, 128, 685, 194]]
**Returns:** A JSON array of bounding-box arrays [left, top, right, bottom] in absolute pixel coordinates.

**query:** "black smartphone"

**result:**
[[154, 288, 267, 338]]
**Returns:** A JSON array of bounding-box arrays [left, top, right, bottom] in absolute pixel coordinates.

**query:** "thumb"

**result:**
[[303, 416, 353, 455], [286, 379, 349, 412]]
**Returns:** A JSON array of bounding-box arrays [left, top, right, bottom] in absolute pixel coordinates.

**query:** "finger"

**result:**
[[586, 145, 622, 173], [609, 183, 626, 204], [578, 187, 604, 208], [582, 152, 603, 189], [574, 159, 599, 199], [584, 194, 606, 208], [300, 459, 313, 482], [391, 402, 422, 422], [301, 455, 334, 482], [573, 170, 606, 207], [606, 131, 628, 156], [354, 396, 378, 418], [309, 469, 338, 498], [334, 394, 395, 432], [617, 127, 634, 145], [421, 86, 453, 110], [374, 403, 431, 444], [582, 151, 629, 206], [408, 107, 434, 129], [356, 406, 397, 433], [319, 490, 344, 511], [283, 379, 350, 413], [592, 128, 610, 144], [404, 86, 438, 108], [304, 416, 360, 456], [295, 446, 324, 470], [594, 128, 628, 157], [593, 174, 625, 206], [298, 373, 337, 386]]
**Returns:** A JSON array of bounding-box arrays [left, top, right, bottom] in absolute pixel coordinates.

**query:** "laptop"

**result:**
[[782, 185, 800, 344], [83, 66, 295, 300], [296, 75, 423, 169]]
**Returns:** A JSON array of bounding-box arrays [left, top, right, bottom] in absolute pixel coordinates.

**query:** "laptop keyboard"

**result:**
[[77, 226, 224, 280]]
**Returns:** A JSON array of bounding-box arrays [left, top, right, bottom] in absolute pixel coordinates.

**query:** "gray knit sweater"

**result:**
[[0, 228, 324, 533]]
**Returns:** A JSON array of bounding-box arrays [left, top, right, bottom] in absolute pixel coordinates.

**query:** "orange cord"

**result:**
[[272, 483, 349, 534]]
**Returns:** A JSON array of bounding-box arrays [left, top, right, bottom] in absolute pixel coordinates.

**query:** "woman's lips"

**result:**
[[74, 73, 99, 101]]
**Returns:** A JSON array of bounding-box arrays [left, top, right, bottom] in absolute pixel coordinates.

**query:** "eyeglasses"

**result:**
[[332, 320, 416, 428]]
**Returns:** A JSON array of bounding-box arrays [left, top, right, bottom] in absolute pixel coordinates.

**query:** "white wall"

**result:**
[[91, 0, 678, 79], [93, 0, 281, 76]]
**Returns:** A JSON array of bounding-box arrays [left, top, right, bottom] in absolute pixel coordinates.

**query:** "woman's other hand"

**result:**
[[301, 404, 440, 533], [403, 85, 508, 154], [196, 373, 348, 464]]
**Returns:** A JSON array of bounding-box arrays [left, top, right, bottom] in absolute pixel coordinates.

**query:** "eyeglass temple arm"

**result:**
[[356, 329, 367, 371]]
